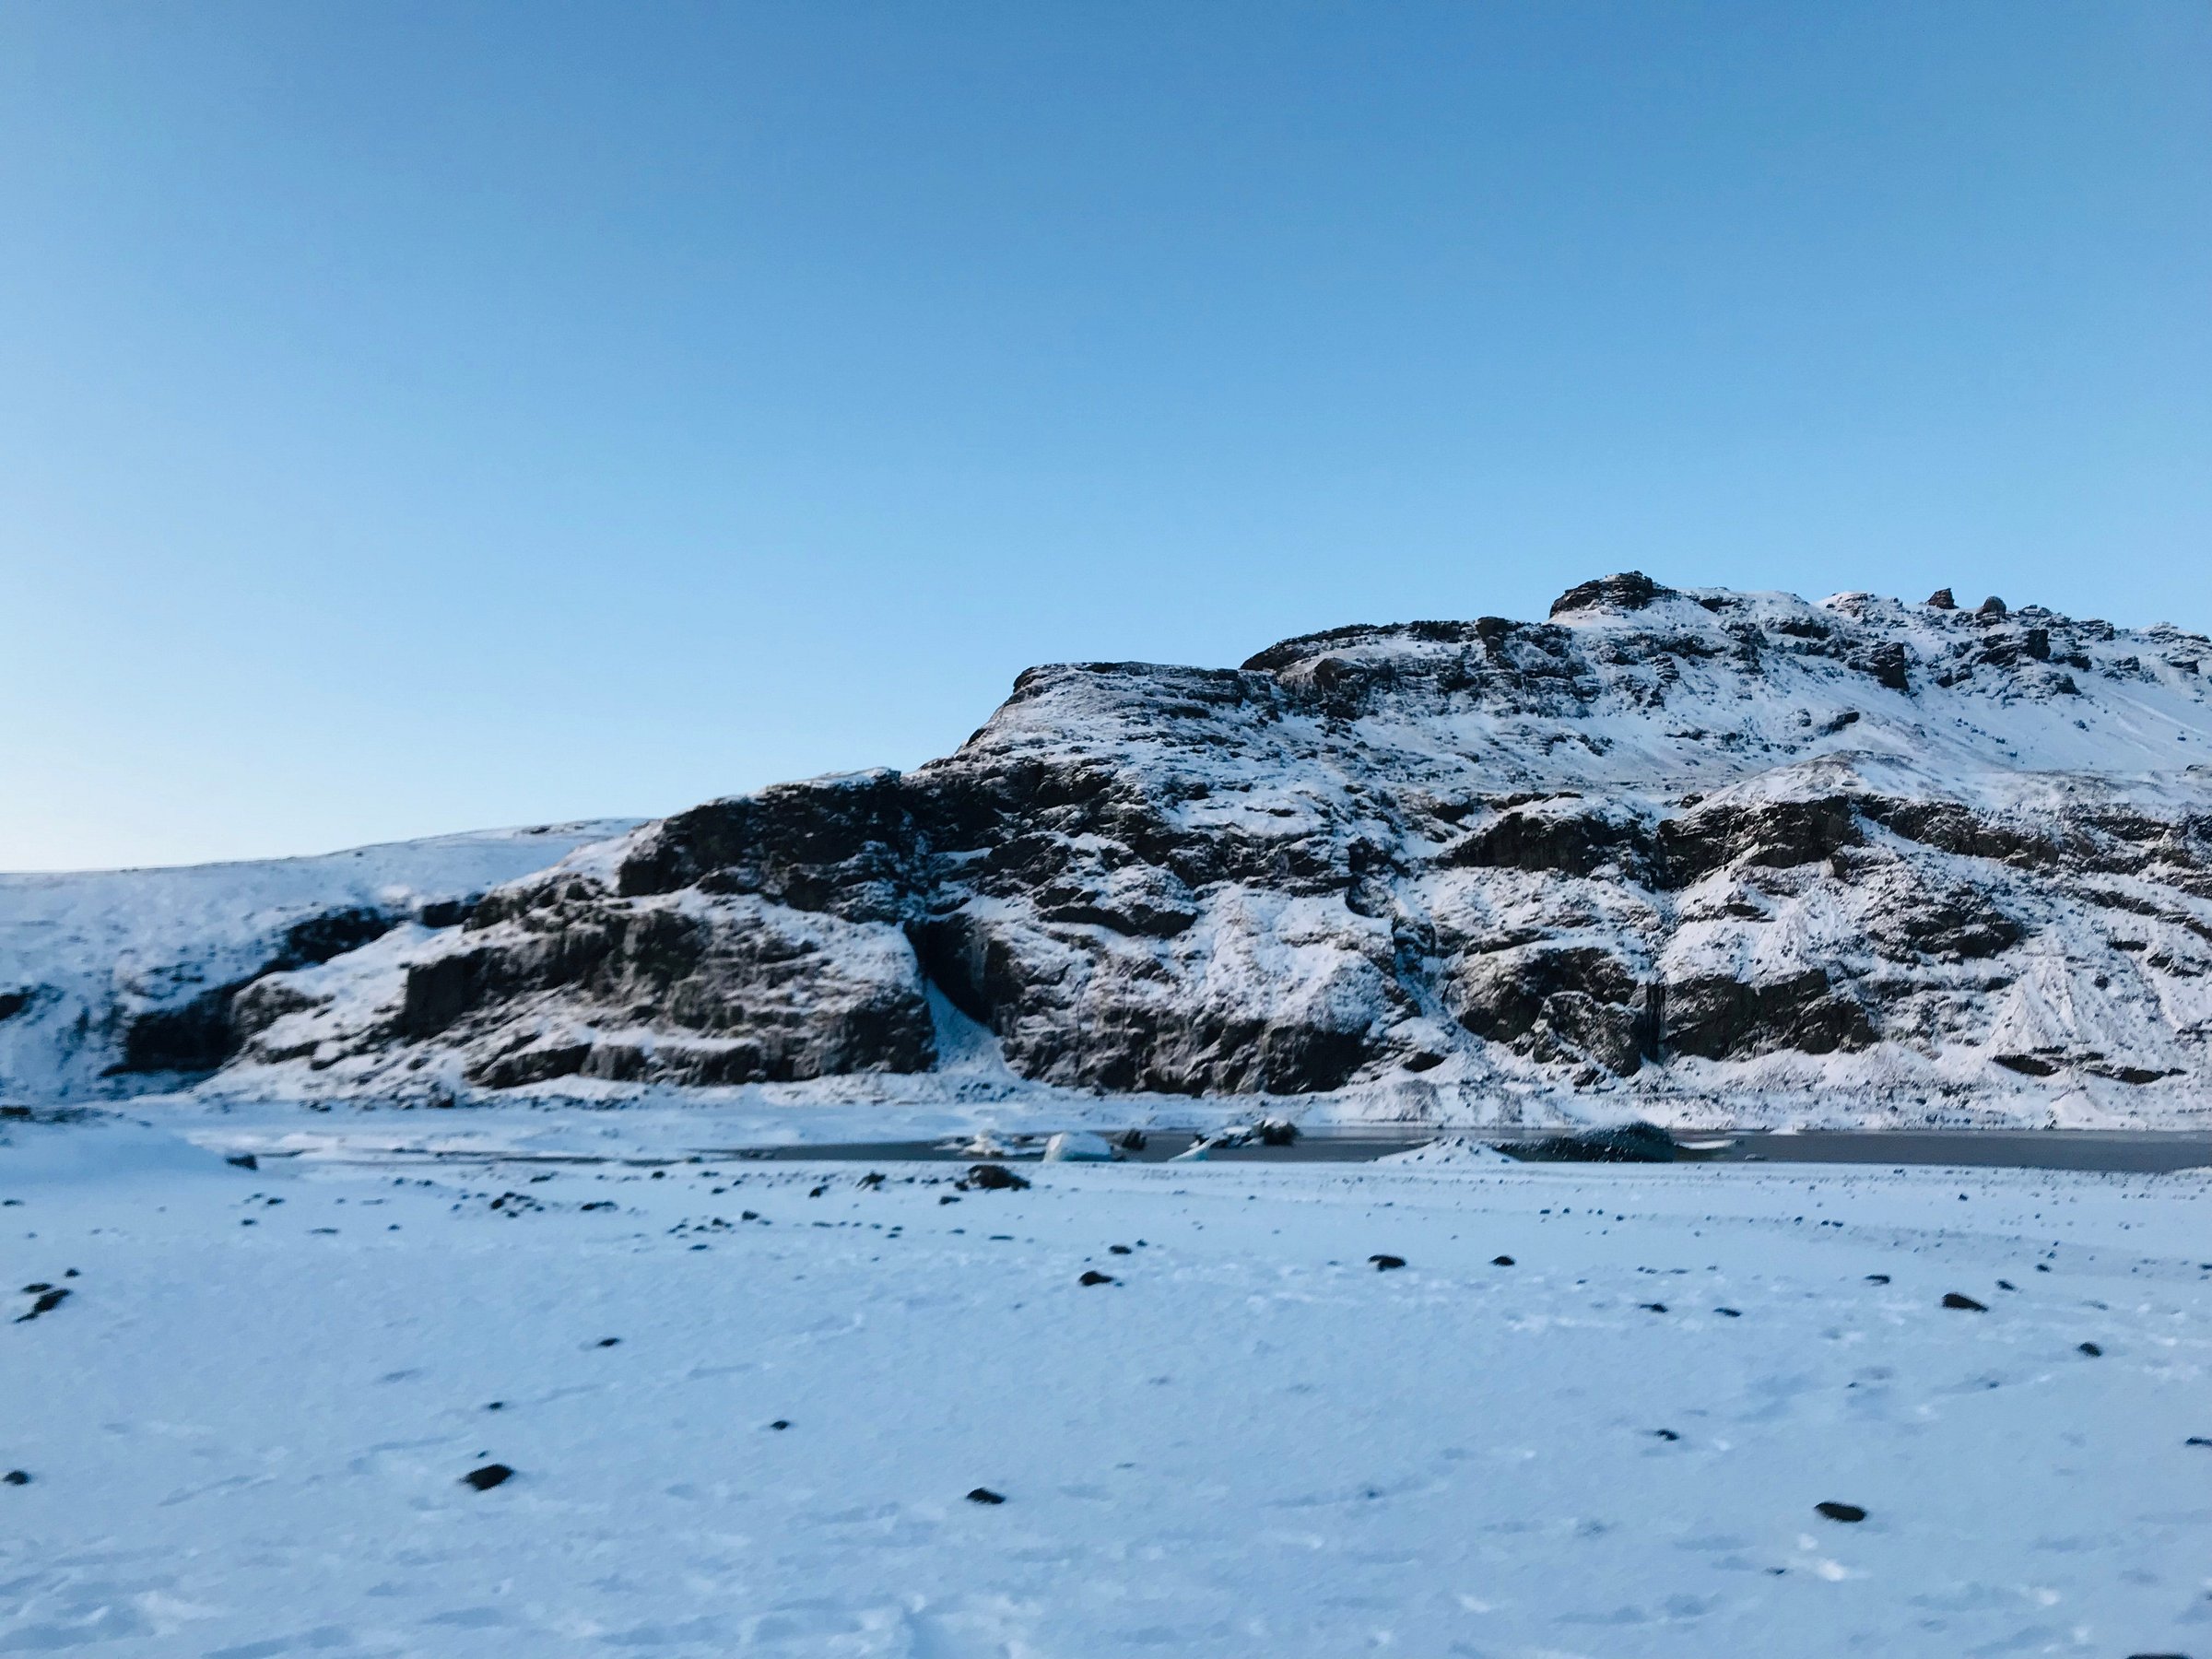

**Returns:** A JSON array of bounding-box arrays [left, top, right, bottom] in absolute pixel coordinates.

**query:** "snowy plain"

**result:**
[[5, 1109, 2208, 1658]]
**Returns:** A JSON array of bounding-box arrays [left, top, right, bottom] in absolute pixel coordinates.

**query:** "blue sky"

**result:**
[[1, 2, 2206, 870]]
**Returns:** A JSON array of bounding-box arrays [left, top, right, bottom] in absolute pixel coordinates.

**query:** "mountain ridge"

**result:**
[[8, 574, 2212, 1128]]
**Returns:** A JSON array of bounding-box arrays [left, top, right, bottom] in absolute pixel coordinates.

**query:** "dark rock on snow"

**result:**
[[1815, 1500, 1868, 1524], [966, 1163, 1030, 1191], [1369, 1254, 1406, 1271], [462, 1463, 514, 1491], [1509, 1121, 1677, 1163], [1943, 1292, 1988, 1312], [15, 1288, 67, 1323]]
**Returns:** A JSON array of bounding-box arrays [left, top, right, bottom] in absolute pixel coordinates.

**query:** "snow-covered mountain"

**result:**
[[0, 822, 639, 1101], [11, 575, 2212, 1127]]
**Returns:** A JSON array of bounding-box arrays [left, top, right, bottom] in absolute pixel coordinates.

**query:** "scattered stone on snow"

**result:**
[[1079, 1270, 1115, 1286], [3, 1470, 28, 1485], [1369, 1254, 1406, 1271], [966, 1163, 1030, 1191], [15, 1288, 67, 1323], [1943, 1292, 1988, 1312], [966, 1487, 1006, 1504], [462, 1464, 513, 1491], [1816, 1500, 1867, 1523]]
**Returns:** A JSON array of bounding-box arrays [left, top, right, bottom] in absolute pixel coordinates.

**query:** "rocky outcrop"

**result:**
[[205, 577, 2212, 1118]]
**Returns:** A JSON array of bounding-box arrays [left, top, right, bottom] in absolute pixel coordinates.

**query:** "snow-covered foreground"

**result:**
[[5, 1116, 2209, 1657]]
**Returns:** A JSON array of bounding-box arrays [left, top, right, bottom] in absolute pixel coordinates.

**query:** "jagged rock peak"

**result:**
[[1549, 571, 1672, 617]]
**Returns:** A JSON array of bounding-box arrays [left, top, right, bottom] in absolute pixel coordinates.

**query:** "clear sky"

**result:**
[[1, 2, 2206, 871]]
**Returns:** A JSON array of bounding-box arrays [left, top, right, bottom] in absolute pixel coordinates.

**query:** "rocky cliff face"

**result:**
[[214, 577, 2212, 1124]]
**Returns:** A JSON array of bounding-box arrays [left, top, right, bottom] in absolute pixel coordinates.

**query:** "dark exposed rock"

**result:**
[[966, 1487, 1006, 1504], [1078, 1269, 1115, 1286], [1450, 944, 1655, 1075], [1508, 1121, 1677, 1163], [1926, 588, 1956, 609], [1942, 1292, 1988, 1312], [110, 980, 254, 1075], [0, 990, 30, 1021], [1659, 795, 1863, 885], [1979, 595, 2007, 616], [14, 1288, 66, 1322], [462, 1463, 513, 1490], [1815, 1501, 1867, 1523], [1550, 571, 1671, 617], [1369, 1254, 1406, 1270], [966, 1162, 1030, 1191], [2, 1470, 28, 1486], [1446, 803, 1654, 881], [1663, 969, 1871, 1060]]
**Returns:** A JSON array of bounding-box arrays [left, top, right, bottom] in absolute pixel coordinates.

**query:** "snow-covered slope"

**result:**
[[0, 822, 639, 1102], [24, 574, 2212, 1127]]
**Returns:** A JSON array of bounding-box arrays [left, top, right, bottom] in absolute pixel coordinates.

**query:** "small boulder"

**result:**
[[1942, 1292, 1987, 1312], [1978, 595, 2007, 616], [462, 1464, 513, 1491], [1491, 1254, 1515, 1266], [2077, 1342, 2102, 1357], [1926, 588, 1957, 609], [1369, 1254, 1406, 1271], [15, 1288, 66, 1323], [1078, 1270, 1115, 1287], [3, 1470, 28, 1486], [966, 1163, 1030, 1191], [966, 1487, 1006, 1504], [1815, 1500, 1866, 1524]]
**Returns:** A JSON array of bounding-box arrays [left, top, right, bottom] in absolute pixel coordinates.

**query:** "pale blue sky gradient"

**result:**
[[2, 2, 2207, 868]]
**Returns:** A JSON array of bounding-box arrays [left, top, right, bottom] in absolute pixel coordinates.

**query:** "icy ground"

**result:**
[[5, 1114, 2209, 1657]]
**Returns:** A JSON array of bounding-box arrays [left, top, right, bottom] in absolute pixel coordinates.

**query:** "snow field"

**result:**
[[3, 1115, 2209, 1656]]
